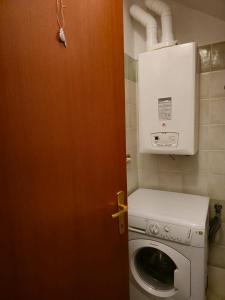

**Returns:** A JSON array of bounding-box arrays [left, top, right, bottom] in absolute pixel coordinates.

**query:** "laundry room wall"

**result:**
[[125, 66, 138, 194], [124, 0, 139, 194], [124, 0, 225, 298]]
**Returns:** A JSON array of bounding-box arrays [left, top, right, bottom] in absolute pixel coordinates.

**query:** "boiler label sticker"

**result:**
[[158, 97, 172, 120]]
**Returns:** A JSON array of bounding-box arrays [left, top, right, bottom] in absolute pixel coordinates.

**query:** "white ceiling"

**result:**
[[174, 0, 225, 22]]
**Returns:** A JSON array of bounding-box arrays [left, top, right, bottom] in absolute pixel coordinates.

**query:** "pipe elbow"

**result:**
[[130, 4, 158, 50], [145, 0, 176, 44], [130, 5, 157, 28]]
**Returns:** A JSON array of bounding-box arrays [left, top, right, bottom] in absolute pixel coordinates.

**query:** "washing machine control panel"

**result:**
[[146, 220, 192, 245]]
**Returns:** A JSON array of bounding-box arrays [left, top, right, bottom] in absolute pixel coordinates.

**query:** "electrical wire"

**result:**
[[56, 0, 66, 28], [208, 204, 222, 244]]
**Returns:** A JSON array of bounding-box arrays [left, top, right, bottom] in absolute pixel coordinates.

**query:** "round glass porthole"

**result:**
[[134, 247, 177, 291]]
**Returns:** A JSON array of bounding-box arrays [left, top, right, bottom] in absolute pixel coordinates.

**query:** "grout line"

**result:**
[[200, 97, 225, 100]]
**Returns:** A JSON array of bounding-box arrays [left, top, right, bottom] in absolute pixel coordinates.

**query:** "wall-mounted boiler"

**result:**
[[130, 1, 199, 155], [138, 42, 199, 155]]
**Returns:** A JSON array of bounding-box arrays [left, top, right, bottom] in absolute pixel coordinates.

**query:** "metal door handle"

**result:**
[[112, 191, 127, 234], [112, 204, 128, 218]]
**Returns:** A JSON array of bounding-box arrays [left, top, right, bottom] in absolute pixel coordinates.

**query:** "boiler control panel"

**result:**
[[146, 220, 192, 245], [151, 132, 179, 148]]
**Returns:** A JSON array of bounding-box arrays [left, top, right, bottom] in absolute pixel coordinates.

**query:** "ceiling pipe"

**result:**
[[145, 0, 177, 47], [130, 5, 158, 51]]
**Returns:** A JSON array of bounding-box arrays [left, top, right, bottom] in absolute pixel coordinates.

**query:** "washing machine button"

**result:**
[[153, 227, 159, 235], [164, 226, 170, 233], [149, 223, 159, 235]]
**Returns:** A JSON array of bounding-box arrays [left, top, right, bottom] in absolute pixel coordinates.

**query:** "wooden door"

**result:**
[[0, 1, 129, 300]]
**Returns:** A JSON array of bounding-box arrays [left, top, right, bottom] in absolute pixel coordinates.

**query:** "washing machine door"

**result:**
[[129, 239, 190, 299]]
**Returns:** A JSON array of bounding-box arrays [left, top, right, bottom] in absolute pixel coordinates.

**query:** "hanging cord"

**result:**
[[208, 204, 222, 244], [56, 0, 67, 47]]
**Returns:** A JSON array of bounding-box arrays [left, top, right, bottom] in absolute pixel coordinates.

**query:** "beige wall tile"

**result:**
[[157, 155, 183, 172], [138, 153, 158, 171], [209, 245, 225, 269], [209, 175, 225, 201], [124, 54, 137, 82], [138, 168, 159, 189], [156, 152, 208, 174], [214, 223, 225, 246], [183, 173, 208, 196], [127, 150, 137, 170], [207, 289, 222, 300], [199, 44, 211, 73], [196, 150, 209, 174], [200, 72, 211, 99], [125, 79, 136, 105], [125, 104, 131, 130], [130, 105, 137, 130], [158, 172, 183, 193], [210, 98, 225, 124], [199, 125, 209, 150], [127, 168, 138, 195], [174, 151, 208, 174], [176, 155, 198, 173], [211, 42, 225, 72], [200, 99, 209, 124], [210, 70, 225, 98], [125, 103, 137, 130], [126, 129, 137, 153], [208, 151, 225, 175], [208, 265, 225, 298], [125, 79, 138, 194], [208, 125, 225, 150], [128, 59, 137, 82]]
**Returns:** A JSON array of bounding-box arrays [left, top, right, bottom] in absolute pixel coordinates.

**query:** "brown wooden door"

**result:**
[[0, 1, 129, 300]]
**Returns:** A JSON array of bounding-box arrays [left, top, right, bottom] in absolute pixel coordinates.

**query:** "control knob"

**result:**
[[150, 224, 159, 235], [164, 226, 170, 233]]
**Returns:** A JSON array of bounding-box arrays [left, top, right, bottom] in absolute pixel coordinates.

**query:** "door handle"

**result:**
[[112, 204, 128, 218], [112, 191, 128, 234]]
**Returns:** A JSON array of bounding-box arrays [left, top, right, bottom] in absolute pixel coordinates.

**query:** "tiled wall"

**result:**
[[125, 41, 225, 299], [199, 42, 225, 300], [125, 54, 138, 194], [199, 42, 225, 72]]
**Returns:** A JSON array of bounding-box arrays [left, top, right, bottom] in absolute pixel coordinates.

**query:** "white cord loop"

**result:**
[[56, 0, 67, 48]]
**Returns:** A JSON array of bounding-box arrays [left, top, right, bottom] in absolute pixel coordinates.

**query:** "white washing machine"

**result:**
[[128, 188, 209, 300]]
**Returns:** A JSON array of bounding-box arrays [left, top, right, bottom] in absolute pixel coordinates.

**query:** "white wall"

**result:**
[[172, 0, 225, 22], [127, 0, 225, 58], [170, 0, 225, 45]]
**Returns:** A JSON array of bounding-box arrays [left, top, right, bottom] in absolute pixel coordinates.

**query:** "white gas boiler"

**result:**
[[138, 42, 199, 155]]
